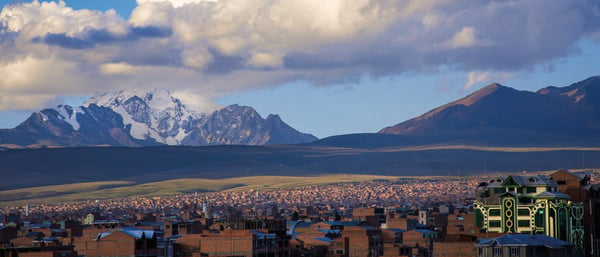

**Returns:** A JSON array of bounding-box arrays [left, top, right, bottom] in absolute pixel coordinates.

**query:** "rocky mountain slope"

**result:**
[[376, 76, 600, 146], [0, 90, 317, 147], [308, 76, 600, 148]]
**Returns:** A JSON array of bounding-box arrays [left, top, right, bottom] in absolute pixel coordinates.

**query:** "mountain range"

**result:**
[[3, 76, 600, 148], [1, 76, 600, 195], [381, 76, 600, 139], [315, 76, 600, 148], [0, 90, 317, 148]]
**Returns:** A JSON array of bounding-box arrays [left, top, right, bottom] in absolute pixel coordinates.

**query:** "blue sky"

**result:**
[[0, 0, 599, 138]]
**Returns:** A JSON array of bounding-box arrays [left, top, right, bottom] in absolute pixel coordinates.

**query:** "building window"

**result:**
[[489, 209, 501, 216], [535, 211, 545, 227], [557, 180, 566, 185], [489, 220, 501, 227], [518, 220, 530, 227], [400, 247, 410, 255], [475, 209, 484, 228], [480, 190, 490, 198], [526, 187, 536, 193], [510, 247, 520, 256], [493, 247, 503, 256]]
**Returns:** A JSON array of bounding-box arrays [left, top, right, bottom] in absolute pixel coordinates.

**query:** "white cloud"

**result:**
[[463, 71, 489, 91], [463, 71, 516, 92], [1, 1, 127, 39], [129, 1, 173, 27], [0, 0, 598, 111], [0, 94, 56, 110], [99, 62, 139, 75], [136, 0, 213, 8], [0, 56, 83, 92], [247, 52, 283, 69], [450, 27, 477, 48], [0, 55, 90, 109], [181, 47, 213, 69]]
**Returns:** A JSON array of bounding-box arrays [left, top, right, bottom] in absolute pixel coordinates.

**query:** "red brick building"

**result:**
[[175, 229, 281, 257], [76, 228, 159, 257], [432, 234, 477, 257], [549, 169, 595, 255]]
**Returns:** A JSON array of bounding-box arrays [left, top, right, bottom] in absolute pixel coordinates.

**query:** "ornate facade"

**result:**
[[473, 175, 584, 250]]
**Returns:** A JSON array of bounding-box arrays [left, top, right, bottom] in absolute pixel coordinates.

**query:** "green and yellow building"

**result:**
[[473, 174, 584, 249]]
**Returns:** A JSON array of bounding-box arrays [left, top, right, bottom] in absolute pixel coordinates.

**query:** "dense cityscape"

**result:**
[[1, 170, 599, 257], [1, 177, 476, 221], [1, 1, 599, 257]]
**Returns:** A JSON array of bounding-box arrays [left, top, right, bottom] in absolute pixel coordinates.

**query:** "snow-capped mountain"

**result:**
[[0, 89, 318, 148], [83, 89, 209, 145], [183, 104, 318, 145], [0, 104, 153, 147]]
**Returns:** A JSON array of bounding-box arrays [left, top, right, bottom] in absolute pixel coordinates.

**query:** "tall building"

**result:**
[[473, 174, 584, 250], [549, 169, 600, 257]]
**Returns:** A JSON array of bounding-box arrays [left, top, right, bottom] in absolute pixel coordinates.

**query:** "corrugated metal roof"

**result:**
[[477, 234, 571, 249], [250, 230, 276, 239], [412, 229, 436, 234], [97, 228, 156, 240], [535, 191, 570, 198], [504, 175, 556, 187], [336, 221, 362, 226], [384, 228, 406, 233], [317, 229, 341, 234], [313, 237, 332, 244]]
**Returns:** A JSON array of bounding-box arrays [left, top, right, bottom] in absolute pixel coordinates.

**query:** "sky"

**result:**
[[0, 0, 599, 138]]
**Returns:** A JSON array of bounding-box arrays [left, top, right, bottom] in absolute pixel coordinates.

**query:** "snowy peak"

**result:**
[[80, 89, 317, 146], [84, 89, 207, 145], [0, 89, 317, 148], [84, 88, 206, 119], [38, 105, 83, 131], [182, 104, 317, 145]]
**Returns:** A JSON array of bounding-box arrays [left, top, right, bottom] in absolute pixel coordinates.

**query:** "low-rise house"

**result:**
[[476, 233, 577, 257]]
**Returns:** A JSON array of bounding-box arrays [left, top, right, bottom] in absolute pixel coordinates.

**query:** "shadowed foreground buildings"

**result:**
[[476, 234, 577, 257], [473, 170, 600, 256], [176, 229, 286, 257], [473, 174, 584, 247], [1, 169, 600, 257], [550, 169, 600, 255]]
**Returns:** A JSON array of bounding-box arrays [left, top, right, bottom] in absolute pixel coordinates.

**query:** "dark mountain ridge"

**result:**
[[1, 77, 600, 192], [370, 76, 600, 147]]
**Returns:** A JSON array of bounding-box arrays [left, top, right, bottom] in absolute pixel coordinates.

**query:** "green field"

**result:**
[[0, 174, 406, 207], [2, 169, 598, 207]]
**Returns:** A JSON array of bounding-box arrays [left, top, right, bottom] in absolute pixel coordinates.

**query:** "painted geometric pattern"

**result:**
[[474, 199, 584, 250]]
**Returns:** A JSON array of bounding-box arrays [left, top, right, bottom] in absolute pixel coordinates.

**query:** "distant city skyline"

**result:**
[[0, 0, 599, 138]]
